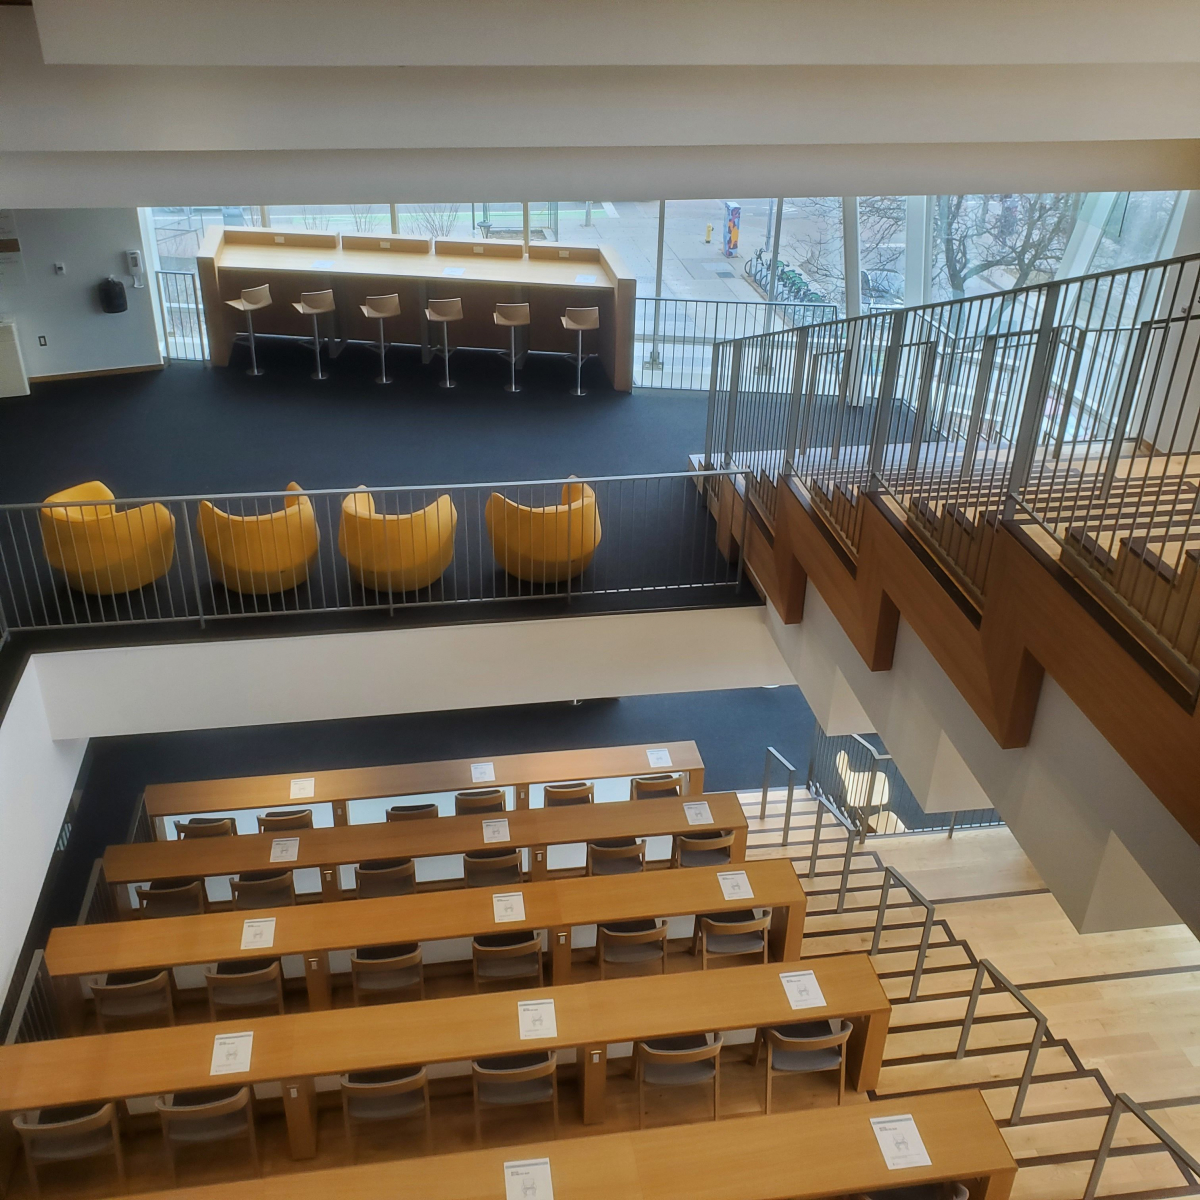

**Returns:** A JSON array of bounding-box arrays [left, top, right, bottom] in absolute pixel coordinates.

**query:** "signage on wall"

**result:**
[[0, 211, 25, 287]]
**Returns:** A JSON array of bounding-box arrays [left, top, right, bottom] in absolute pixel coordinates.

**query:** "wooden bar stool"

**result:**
[[493, 302, 530, 393], [425, 297, 463, 389], [224, 284, 272, 377], [561, 306, 599, 396], [361, 294, 401, 385], [292, 289, 336, 380]]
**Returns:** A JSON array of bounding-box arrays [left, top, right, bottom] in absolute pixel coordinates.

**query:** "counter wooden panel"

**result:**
[[143, 740, 704, 828], [47, 860, 805, 1003], [0, 956, 888, 1152], [106, 792, 746, 899]]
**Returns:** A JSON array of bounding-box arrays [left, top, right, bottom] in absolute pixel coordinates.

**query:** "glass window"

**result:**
[[657, 198, 772, 301], [857, 196, 907, 311], [266, 204, 387, 232], [775, 198, 845, 315], [1089, 192, 1181, 273]]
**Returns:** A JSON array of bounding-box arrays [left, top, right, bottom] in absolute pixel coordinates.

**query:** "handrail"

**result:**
[[955, 958, 1049, 1125], [869, 866, 935, 1002], [77, 859, 119, 924], [2, 951, 57, 1045], [806, 786, 859, 913], [758, 745, 797, 841], [1083, 1093, 1200, 1199]]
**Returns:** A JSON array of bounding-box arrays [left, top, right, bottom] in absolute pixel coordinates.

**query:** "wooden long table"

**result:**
[[120, 1093, 1017, 1200], [197, 226, 637, 390], [105, 792, 747, 905], [0, 955, 889, 1155], [142, 740, 704, 834], [48, 860, 805, 1011]]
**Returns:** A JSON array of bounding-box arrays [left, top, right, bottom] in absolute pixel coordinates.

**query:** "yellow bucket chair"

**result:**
[[40, 481, 175, 595], [484, 480, 602, 583], [197, 482, 320, 594], [338, 488, 458, 592]]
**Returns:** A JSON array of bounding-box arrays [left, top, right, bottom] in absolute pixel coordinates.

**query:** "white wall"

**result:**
[[0, 208, 161, 378], [0, 662, 88, 998], [31, 607, 795, 739], [768, 590, 1198, 935]]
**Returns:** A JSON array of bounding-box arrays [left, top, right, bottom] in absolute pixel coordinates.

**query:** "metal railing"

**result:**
[[705, 252, 1200, 688], [869, 867, 936, 1002], [155, 269, 208, 363], [0, 471, 750, 633], [1083, 1093, 1200, 1199], [634, 296, 836, 391], [806, 789, 863, 913], [955, 958, 1048, 1125], [77, 860, 119, 924], [2, 951, 58, 1045], [758, 745, 798, 841]]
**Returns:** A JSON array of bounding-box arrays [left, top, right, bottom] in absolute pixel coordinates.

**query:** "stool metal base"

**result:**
[[246, 366, 266, 378], [376, 374, 392, 385], [438, 378, 457, 389], [311, 370, 329, 381], [504, 382, 522, 393], [570, 387, 587, 397]]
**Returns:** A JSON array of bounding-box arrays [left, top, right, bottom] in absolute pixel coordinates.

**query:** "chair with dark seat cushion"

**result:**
[[597, 918, 667, 980], [175, 817, 234, 839], [13, 1102, 125, 1197], [355, 857, 416, 899], [203, 958, 284, 1021], [672, 829, 734, 869], [92, 968, 174, 1032], [694, 909, 770, 968], [464, 847, 524, 889], [858, 1186, 969, 1200], [586, 838, 644, 876], [351, 943, 424, 1004], [455, 788, 507, 816], [752, 1017, 854, 1112], [155, 1086, 257, 1183], [256, 809, 313, 833], [135, 878, 206, 918], [471, 1051, 558, 1143], [231, 870, 295, 910], [635, 1032, 722, 1128], [387, 803, 440, 822], [629, 773, 682, 800], [543, 781, 593, 807], [472, 930, 543, 992], [340, 1066, 431, 1158]]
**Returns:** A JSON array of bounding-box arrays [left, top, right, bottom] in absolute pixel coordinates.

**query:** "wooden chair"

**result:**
[[204, 959, 284, 1021], [135, 879, 206, 918], [596, 919, 666, 980], [472, 931, 543, 992], [586, 838, 644, 876], [630, 773, 682, 800], [856, 1185, 968, 1200], [455, 788, 506, 816], [635, 1033, 722, 1128], [256, 809, 313, 832], [92, 968, 174, 1032], [694, 910, 770, 969], [471, 1051, 558, 1144], [751, 1018, 854, 1113], [351, 944, 424, 1005], [543, 781, 594, 807], [464, 848, 524, 889], [355, 858, 416, 899], [672, 830, 734, 869], [13, 1103, 125, 1197], [175, 817, 234, 839], [340, 1066, 431, 1159], [155, 1087, 257, 1183], [231, 870, 295, 910], [387, 803, 440, 822]]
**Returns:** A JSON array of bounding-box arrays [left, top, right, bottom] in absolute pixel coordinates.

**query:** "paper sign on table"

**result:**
[[870, 1114, 932, 1170], [493, 891, 526, 923], [683, 800, 713, 826], [646, 747, 673, 768], [574, 273, 597, 284], [504, 1158, 554, 1200], [269, 837, 300, 863], [471, 761, 496, 783], [311, 259, 335, 269], [517, 999, 557, 1040], [443, 266, 466, 276], [482, 818, 510, 844], [717, 870, 754, 901], [240, 917, 276, 951], [289, 777, 315, 799], [210, 1031, 254, 1076], [779, 969, 826, 1010]]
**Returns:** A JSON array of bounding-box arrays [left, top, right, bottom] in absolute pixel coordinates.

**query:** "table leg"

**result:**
[[281, 1077, 318, 1158], [515, 784, 530, 810], [550, 928, 572, 984], [529, 844, 549, 881], [319, 866, 341, 901], [767, 902, 804, 962], [580, 1044, 607, 1124], [974, 1169, 1016, 1200], [53, 974, 86, 1036], [331, 801, 348, 827], [845, 1008, 888, 1092], [730, 825, 748, 862], [303, 951, 332, 1010], [685, 768, 705, 795]]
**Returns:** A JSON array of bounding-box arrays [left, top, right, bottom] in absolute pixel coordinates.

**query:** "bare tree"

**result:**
[[414, 203, 462, 240], [349, 205, 385, 232], [301, 206, 334, 231]]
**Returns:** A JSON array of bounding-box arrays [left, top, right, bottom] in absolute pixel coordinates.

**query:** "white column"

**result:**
[[904, 196, 932, 307], [842, 196, 861, 318]]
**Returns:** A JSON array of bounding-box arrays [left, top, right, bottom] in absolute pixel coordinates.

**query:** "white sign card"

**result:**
[[482, 818, 511, 844], [717, 870, 754, 901], [779, 969, 826, 1010], [504, 1158, 554, 1200], [517, 999, 558, 1040], [574, 273, 597, 284], [493, 891, 526, 923], [870, 1114, 933, 1171], [269, 837, 300, 863], [443, 266, 466, 276], [210, 1031, 254, 1076], [311, 259, 335, 269], [471, 761, 496, 783], [683, 800, 713, 826], [240, 917, 276, 950], [289, 777, 315, 799], [646, 747, 673, 768]]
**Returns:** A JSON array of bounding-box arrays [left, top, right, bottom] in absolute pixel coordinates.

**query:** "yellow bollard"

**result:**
[[705, 223, 713, 243]]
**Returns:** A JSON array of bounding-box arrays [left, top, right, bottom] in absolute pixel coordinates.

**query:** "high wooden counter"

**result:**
[[0, 955, 888, 1155], [142, 740, 704, 832], [48, 859, 805, 1009], [196, 226, 637, 390], [105, 792, 747, 904], [117, 1092, 1016, 1200]]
